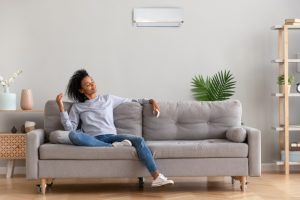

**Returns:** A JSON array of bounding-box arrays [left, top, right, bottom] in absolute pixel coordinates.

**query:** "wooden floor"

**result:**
[[0, 173, 300, 199]]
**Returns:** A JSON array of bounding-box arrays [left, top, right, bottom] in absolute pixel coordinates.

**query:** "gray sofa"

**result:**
[[26, 99, 261, 194]]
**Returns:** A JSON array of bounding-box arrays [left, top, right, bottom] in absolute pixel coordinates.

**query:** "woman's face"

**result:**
[[80, 76, 97, 96]]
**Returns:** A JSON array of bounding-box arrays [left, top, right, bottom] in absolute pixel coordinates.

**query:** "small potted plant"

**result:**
[[277, 74, 294, 93]]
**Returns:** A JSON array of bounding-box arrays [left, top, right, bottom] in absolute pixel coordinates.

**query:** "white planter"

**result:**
[[0, 93, 16, 110], [279, 85, 291, 94]]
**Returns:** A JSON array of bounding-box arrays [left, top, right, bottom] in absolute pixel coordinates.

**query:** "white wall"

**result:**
[[0, 0, 300, 169]]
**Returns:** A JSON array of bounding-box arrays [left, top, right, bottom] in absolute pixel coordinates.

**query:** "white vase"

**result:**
[[20, 89, 33, 110], [279, 85, 291, 94], [0, 91, 16, 110]]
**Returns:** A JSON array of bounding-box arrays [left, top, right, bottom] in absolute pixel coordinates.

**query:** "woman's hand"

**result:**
[[56, 93, 65, 112], [149, 99, 160, 117]]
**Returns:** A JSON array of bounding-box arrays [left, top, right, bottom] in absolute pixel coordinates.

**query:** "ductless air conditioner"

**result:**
[[133, 7, 184, 27]]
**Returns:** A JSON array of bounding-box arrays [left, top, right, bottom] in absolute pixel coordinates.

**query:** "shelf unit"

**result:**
[[275, 161, 300, 166], [272, 93, 300, 97], [0, 109, 43, 112], [0, 109, 43, 178], [272, 125, 300, 132], [272, 22, 300, 174], [272, 59, 300, 63]]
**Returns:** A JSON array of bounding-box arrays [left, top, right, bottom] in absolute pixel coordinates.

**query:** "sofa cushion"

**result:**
[[39, 144, 138, 160], [226, 126, 247, 142], [44, 101, 143, 141], [113, 102, 143, 136], [40, 139, 248, 160], [143, 100, 242, 140], [146, 139, 248, 158], [49, 130, 72, 144], [44, 101, 72, 140]]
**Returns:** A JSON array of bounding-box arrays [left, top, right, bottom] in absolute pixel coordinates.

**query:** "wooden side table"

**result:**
[[0, 133, 26, 178], [0, 109, 43, 178]]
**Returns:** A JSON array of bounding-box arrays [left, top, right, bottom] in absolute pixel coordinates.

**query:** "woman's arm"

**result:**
[[56, 93, 65, 112], [110, 95, 160, 114], [56, 93, 79, 131], [149, 99, 160, 114]]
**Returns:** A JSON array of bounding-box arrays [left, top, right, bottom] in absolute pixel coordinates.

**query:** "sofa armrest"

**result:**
[[26, 129, 45, 179], [244, 126, 261, 176]]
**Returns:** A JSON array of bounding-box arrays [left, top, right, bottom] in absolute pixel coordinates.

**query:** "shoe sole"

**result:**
[[112, 140, 132, 147], [151, 182, 174, 187]]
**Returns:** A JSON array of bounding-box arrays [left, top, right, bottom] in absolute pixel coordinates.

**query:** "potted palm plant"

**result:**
[[191, 70, 236, 101], [277, 74, 294, 94]]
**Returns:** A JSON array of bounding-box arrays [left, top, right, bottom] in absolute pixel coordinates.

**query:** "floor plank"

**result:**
[[0, 173, 300, 199]]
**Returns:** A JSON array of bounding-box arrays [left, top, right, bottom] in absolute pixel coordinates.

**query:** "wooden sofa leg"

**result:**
[[138, 177, 144, 188], [47, 178, 54, 187], [40, 178, 47, 195], [240, 176, 247, 192], [231, 176, 247, 192]]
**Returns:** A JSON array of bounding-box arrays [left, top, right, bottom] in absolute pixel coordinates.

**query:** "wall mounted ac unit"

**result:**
[[133, 7, 184, 27]]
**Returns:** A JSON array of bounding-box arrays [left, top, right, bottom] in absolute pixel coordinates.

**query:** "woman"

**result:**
[[56, 69, 174, 187]]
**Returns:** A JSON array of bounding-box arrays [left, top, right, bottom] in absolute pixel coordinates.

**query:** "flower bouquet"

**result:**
[[0, 70, 22, 110]]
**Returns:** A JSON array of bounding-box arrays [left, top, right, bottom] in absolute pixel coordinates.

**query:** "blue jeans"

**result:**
[[69, 130, 158, 173]]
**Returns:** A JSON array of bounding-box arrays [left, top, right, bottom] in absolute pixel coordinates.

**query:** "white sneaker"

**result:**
[[151, 173, 174, 187], [112, 139, 132, 147]]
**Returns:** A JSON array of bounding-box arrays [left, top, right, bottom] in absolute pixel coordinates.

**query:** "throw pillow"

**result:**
[[226, 127, 246, 143], [49, 130, 73, 144]]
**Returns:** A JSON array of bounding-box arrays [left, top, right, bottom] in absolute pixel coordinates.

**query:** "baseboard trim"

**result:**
[[0, 166, 25, 175], [0, 163, 299, 175]]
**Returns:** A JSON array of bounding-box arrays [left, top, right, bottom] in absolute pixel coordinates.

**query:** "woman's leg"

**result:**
[[101, 134, 158, 176], [69, 130, 112, 147]]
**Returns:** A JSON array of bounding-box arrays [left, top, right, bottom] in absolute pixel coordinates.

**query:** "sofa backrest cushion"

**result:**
[[143, 100, 242, 140], [44, 101, 143, 140], [44, 101, 72, 139], [113, 102, 143, 136]]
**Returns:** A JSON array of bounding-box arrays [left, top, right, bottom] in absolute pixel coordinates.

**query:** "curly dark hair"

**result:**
[[66, 69, 89, 102]]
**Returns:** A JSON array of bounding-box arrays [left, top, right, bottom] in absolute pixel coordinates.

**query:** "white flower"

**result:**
[[0, 69, 23, 91], [8, 77, 14, 85]]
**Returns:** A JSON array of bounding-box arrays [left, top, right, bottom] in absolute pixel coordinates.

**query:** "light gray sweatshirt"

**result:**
[[60, 95, 149, 136]]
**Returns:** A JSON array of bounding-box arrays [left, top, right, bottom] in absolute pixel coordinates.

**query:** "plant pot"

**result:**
[[0, 92, 16, 110], [279, 85, 291, 94], [20, 89, 33, 110]]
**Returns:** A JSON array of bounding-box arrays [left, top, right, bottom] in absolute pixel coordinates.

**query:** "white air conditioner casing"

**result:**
[[133, 7, 184, 27]]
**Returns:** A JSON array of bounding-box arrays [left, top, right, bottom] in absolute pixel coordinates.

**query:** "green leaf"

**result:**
[[191, 70, 236, 101]]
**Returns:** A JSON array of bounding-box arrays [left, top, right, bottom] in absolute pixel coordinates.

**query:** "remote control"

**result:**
[[153, 109, 160, 118]]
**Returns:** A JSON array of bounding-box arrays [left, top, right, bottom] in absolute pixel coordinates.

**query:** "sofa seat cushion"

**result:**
[[39, 144, 138, 160], [146, 139, 248, 159]]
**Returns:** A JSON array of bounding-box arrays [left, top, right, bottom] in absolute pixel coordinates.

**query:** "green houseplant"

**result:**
[[277, 74, 294, 93], [191, 70, 236, 101]]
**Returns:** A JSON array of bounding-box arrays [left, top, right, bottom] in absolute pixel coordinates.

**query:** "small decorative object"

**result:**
[[191, 70, 236, 101], [290, 142, 300, 151], [277, 74, 294, 94], [11, 126, 17, 133], [0, 70, 22, 110], [285, 18, 300, 25], [20, 89, 33, 110], [20, 124, 25, 133], [24, 121, 36, 133], [296, 83, 300, 93]]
